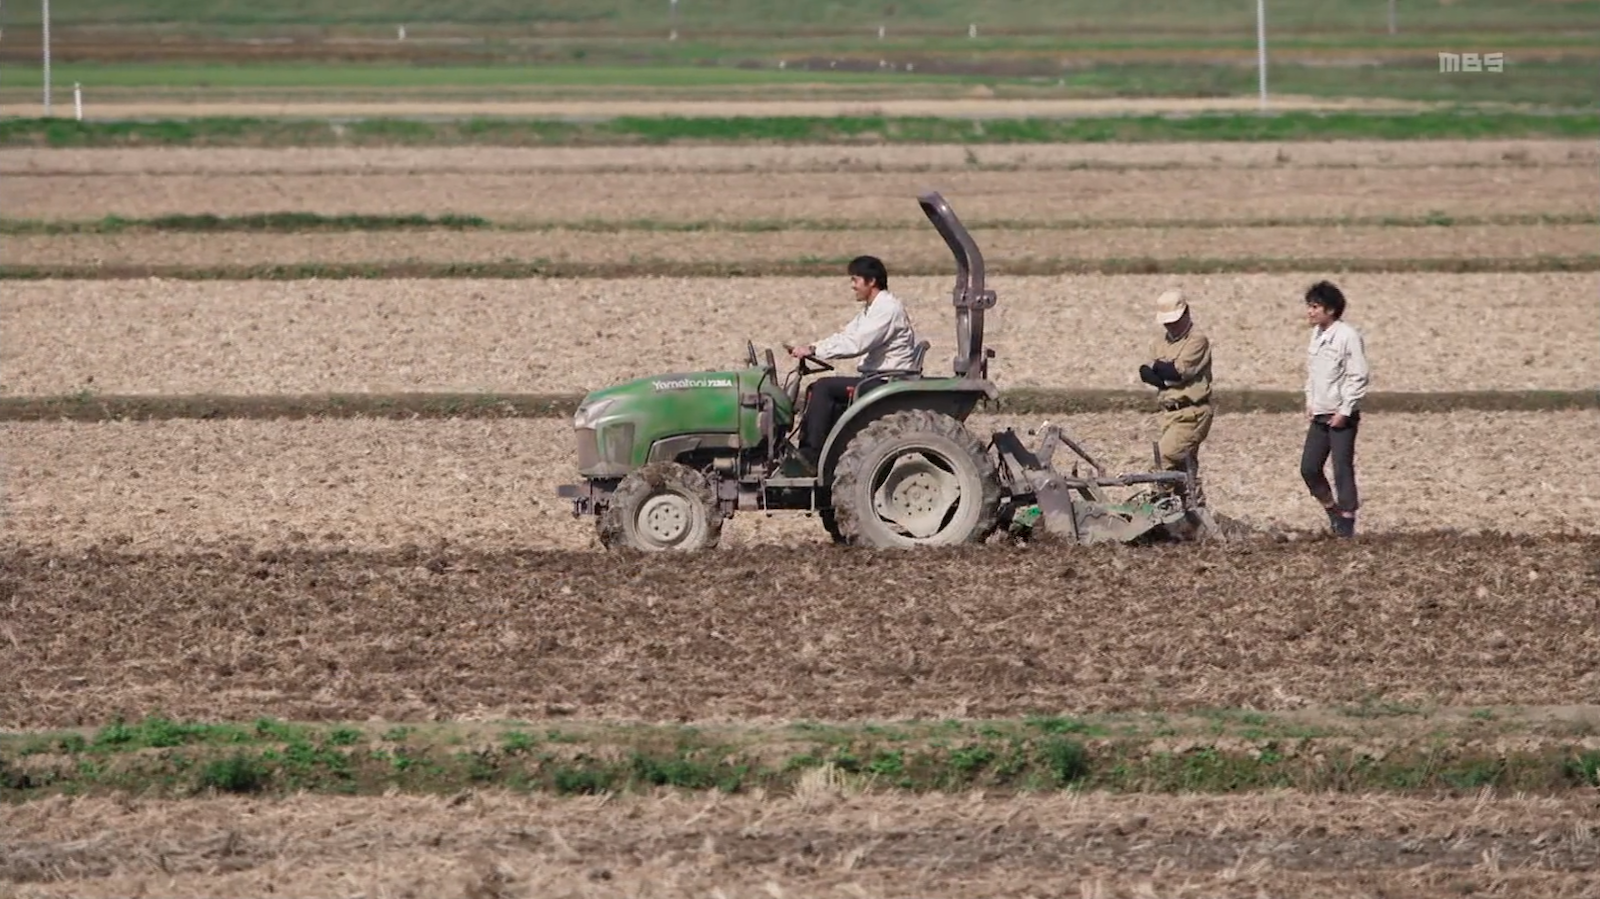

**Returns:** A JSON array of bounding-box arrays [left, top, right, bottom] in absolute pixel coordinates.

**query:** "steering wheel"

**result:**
[[746, 340, 760, 368], [779, 343, 833, 411], [782, 343, 835, 374]]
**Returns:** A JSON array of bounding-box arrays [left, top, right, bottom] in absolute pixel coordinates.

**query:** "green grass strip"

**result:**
[[4, 211, 1593, 235], [2, 110, 1596, 148], [4, 255, 1598, 280], [4, 713, 1598, 800], [6, 389, 1593, 423]]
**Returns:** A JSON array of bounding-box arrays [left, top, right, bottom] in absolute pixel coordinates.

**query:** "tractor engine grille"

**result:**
[[577, 423, 635, 477], [576, 427, 600, 472], [599, 422, 635, 466]]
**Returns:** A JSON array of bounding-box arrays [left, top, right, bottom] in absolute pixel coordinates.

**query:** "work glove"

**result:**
[[1138, 364, 1164, 389], [1151, 360, 1181, 383]]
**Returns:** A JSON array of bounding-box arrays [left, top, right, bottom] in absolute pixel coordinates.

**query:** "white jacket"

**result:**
[[813, 290, 921, 374], [1305, 320, 1371, 417]]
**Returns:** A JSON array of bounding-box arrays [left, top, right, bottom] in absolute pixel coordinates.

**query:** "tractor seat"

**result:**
[[849, 339, 931, 404]]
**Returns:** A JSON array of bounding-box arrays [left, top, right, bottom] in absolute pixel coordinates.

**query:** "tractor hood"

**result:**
[[571, 369, 743, 429], [570, 367, 784, 478]]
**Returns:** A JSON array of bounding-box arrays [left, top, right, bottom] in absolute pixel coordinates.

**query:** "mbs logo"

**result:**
[[1438, 52, 1505, 73]]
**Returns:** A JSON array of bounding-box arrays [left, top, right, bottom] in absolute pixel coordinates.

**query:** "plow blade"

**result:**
[[988, 424, 1221, 545]]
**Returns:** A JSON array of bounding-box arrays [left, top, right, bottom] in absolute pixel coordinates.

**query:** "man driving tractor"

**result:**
[[787, 255, 921, 473]]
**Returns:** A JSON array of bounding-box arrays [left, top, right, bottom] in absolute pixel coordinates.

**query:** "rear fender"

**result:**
[[817, 377, 998, 483]]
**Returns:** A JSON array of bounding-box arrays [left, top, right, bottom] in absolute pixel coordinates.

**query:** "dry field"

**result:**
[[4, 133, 1597, 898], [5, 273, 1592, 396], [5, 140, 1593, 175], [4, 411, 1597, 553], [3, 532, 1598, 726], [13, 222, 1597, 270], [8, 165, 1595, 222], [5, 790, 1599, 899]]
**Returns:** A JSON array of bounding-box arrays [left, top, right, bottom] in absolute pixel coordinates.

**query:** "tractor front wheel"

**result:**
[[598, 462, 723, 552], [828, 409, 1001, 548]]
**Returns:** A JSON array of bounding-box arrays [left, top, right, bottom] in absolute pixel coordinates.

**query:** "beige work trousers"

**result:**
[[1157, 404, 1213, 471]]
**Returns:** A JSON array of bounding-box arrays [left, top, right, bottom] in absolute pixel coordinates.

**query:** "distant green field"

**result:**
[[1, 1, 1592, 112], [8, 0, 1600, 35], [4, 110, 1595, 149], [0, 58, 1593, 108], [0, 63, 985, 90], [0, 62, 998, 89]]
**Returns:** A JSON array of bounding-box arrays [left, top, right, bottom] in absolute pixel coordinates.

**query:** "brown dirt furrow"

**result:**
[[3, 412, 1596, 554], [3, 140, 1592, 175], [2, 791, 1597, 898], [2, 532, 1598, 726], [12, 223, 1597, 268], [6, 165, 1591, 221], [4, 274, 1591, 395]]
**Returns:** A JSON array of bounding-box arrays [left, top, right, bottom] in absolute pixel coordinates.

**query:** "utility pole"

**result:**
[[1388, 0, 1397, 35], [1256, 0, 1267, 111], [42, 0, 52, 115]]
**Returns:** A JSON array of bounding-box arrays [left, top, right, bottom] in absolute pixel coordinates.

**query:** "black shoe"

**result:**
[[1331, 514, 1356, 538]]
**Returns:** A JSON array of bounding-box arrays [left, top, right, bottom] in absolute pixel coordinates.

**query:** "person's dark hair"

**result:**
[[1304, 279, 1346, 319], [848, 255, 888, 291]]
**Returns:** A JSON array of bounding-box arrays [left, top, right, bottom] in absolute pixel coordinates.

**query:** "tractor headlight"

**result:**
[[573, 398, 618, 430]]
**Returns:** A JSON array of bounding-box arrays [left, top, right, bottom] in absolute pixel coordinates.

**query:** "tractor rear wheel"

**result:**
[[598, 462, 723, 552], [828, 409, 1001, 548], [819, 508, 846, 545]]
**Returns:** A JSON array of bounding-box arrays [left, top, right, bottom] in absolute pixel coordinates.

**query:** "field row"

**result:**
[[5, 140, 1593, 175], [5, 275, 1592, 395], [8, 166, 1594, 222], [6, 411, 1597, 552], [7, 790, 1598, 898], [9, 390, 1592, 426], [11, 224, 1598, 271], [0, 95, 1446, 121], [7, 109, 1599, 151], [5, 532, 1597, 726]]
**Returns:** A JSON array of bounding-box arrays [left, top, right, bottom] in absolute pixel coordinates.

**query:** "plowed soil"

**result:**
[[6, 121, 1597, 899], [3, 533, 1598, 727], [5, 273, 1591, 395], [14, 223, 1596, 269], [8, 165, 1592, 221], [4, 412, 1597, 553], [4, 790, 1598, 899], [5, 140, 1592, 175]]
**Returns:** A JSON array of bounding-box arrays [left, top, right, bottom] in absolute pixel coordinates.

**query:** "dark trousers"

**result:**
[[1301, 411, 1361, 512], [799, 376, 860, 463]]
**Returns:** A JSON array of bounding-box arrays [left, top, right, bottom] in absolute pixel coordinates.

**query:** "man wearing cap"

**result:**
[[1138, 289, 1213, 482]]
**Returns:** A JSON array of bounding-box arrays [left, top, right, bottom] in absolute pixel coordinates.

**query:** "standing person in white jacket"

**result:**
[[1300, 280, 1371, 538], [788, 255, 919, 472]]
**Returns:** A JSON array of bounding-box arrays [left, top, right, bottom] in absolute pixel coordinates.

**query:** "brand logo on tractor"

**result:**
[[651, 377, 734, 391]]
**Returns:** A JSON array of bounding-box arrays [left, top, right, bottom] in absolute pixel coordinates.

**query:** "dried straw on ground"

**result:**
[[5, 273, 1592, 396], [11, 222, 1594, 269], [7, 165, 1592, 221], [5, 411, 1594, 552], [4, 790, 1597, 898]]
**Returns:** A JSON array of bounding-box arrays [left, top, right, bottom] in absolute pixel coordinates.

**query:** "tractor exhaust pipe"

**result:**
[[918, 190, 996, 379]]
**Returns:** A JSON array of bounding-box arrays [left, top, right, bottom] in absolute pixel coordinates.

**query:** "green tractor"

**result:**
[[556, 190, 1220, 551]]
